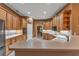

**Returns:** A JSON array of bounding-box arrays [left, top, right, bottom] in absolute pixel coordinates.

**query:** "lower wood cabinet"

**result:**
[[43, 33, 55, 40], [5, 39, 13, 55], [5, 35, 26, 56], [15, 35, 26, 42], [47, 34, 55, 40]]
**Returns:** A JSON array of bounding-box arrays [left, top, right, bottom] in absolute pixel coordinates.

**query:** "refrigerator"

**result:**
[[0, 20, 5, 56]]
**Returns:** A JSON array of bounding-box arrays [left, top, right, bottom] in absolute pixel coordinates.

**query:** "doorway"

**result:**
[[36, 26, 43, 37]]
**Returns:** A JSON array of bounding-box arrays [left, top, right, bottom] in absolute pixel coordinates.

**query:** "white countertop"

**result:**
[[42, 30, 71, 42], [5, 33, 22, 39], [42, 30, 59, 36]]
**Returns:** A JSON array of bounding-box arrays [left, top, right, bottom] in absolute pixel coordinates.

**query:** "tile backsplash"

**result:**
[[5, 30, 23, 36]]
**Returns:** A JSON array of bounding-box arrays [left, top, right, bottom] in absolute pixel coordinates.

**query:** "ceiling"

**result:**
[[5, 3, 67, 19]]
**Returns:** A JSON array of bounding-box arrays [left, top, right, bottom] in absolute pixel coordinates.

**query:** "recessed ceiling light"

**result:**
[[27, 11, 31, 14], [43, 11, 47, 14]]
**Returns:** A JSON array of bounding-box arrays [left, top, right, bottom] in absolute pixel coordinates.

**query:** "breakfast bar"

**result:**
[[9, 35, 79, 56]]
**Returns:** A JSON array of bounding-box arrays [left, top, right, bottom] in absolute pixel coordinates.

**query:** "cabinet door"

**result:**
[[16, 36, 22, 42], [11, 38, 16, 45], [5, 39, 12, 55], [0, 8, 6, 20], [22, 18, 27, 28], [13, 15, 17, 29], [16, 16, 21, 29], [16, 35, 26, 42], [13, 15, 21, 29], [6, 13, 13, 30], [44, 21, 52, 30]]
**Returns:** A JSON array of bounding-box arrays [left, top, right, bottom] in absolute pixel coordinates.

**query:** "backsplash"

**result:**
[[5, 30, 23, 36], [5, 30, 23, 39]]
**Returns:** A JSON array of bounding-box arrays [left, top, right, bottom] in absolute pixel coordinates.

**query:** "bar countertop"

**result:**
[[10, 35, 79, 50]]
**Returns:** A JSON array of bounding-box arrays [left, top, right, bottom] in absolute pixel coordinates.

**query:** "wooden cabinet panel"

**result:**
[[62, 10, 71, 30], [5, 39, 12, 55], [23, 35, 27, 40], [13, 15, 21, 29], [47, 34, 55, 40], [13, 15, 17, 29], [6, 13, 21, 30], [53, 17, 57, 26], [0, 8, 6, 20], [16, 36, 22, 42], [11, 38, 16, 44], [16, 16, 21, 29], [6, 13, 13, 29], [16, 35, 26, 42], [5, 35, 26, 55], [21, 17, 27, 28], [43, 33, 55, 40], [44, 21, 52, 30]]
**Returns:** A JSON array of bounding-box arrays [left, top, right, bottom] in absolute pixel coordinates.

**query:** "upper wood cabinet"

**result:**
[[21, 17, 27, 28], [0, 8, 6, 20], [6, 13, 21, 30], [16, 16, 21, 29], [62, 10, 71, 30], [44, 20, 52, 30], [13, 15, 21, 29], [53, 16, 57, 27], [6, 12, 13, 30]]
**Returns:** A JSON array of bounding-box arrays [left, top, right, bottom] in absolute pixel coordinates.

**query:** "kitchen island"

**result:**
[[10, 35, 79, 56]]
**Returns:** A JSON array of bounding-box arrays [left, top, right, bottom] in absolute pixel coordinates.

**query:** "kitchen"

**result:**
[[0, 3, 79, 56]]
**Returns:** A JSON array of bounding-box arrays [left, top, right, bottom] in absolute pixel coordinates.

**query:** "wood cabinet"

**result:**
[[21, 17, 27, 28], [43, 33, 55, 40], [13, 15, 18, 29], [13, 15, 21, 29], [54, 4, 72, 32], [16, 16, 21, 29], [72, 4, 79, 35], [62, 10, 71, 30], [5, 35, 26, 56], [0, 4, 22, 30], [44, 20, 52, 30], [16, 35, 26, 42], [0, 8, 6, 20], [6, 12, 13, 29], [53, 17, 57, 27], [6, 13, 21, 30], [47, 34, 55, 40], [5, 39, 13, 55]]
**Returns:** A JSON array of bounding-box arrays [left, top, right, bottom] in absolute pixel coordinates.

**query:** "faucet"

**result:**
[[61, 34, 69, 42]]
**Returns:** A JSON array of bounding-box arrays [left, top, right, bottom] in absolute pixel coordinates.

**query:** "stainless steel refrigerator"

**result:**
[[0, 20, 5, 56]]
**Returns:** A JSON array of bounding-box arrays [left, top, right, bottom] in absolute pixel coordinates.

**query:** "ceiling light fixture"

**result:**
[[27, 11, 31, 14], [43, 11, 47, 14]]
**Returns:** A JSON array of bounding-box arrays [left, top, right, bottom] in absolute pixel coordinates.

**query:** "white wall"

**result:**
[[27, 17, 33, 40]]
